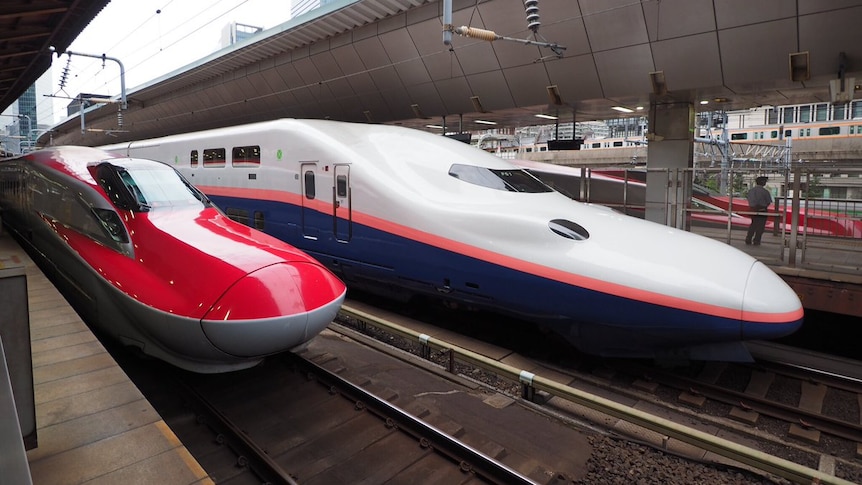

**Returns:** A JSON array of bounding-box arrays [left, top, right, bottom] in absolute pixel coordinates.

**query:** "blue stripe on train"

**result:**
[[212, 195, 749, 356]]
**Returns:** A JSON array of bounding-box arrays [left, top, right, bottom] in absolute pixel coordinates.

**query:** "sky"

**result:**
[[43, 0, 294, 124]]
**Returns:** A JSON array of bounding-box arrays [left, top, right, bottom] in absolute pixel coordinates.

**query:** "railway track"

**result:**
[[105, 296, 862, 484], [118, 346, 540, 484], [332, 299, 862, 484]]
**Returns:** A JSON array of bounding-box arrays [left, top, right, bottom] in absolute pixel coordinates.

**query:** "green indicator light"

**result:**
[[276, 149, 283, 160]]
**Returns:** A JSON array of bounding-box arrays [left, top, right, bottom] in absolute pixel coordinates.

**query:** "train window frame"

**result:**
[[336, 174, 348, 198], [304, 170, 316, 199], [799, 105, 811, 123], [818, 126, 840, 136], [203, 148, 226, 168], [231, 145, 261, 167], [731, 133, 748, 140], [815, 103, 828, 121], [190, 150, 199, 168], [448, 164, 553, 193]]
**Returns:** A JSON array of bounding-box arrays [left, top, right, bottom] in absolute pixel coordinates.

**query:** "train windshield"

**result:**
[[448, 164, 553, 193], [97, 161, 210, 211]]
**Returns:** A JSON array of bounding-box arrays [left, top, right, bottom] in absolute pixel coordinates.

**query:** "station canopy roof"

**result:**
[[0, 1, 110, 115], [22, 0, 862, 146]]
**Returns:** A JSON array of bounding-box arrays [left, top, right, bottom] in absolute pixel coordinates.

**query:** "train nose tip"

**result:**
[[740, 261, 804, 340], [201, 262, 346, 357]]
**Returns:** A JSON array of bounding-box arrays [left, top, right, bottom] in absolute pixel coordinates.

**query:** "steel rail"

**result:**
[[625, 363, 862, 442], [338, 303, 855, 485], [174, 376, 299, 485], [288, 353, 539, 485]]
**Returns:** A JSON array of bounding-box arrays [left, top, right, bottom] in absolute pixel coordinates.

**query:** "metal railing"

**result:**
[[566, 165, 862, 275]]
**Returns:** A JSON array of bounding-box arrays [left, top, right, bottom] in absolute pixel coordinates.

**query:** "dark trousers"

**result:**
[[746, 214, 767, 244]]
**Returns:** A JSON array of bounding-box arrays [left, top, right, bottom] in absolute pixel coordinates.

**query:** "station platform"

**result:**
[[0, 230, 213, 485]]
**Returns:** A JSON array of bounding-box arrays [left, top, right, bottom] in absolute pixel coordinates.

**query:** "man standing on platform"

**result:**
[[745, 176, 772, 245]]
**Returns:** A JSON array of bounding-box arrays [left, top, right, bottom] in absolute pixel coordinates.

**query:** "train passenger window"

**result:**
[[336, 174, 348, 197], [232, 146, 261, 167], [819, 126, 840, 136], [304, 171, 316, 199], [815, 104, 828, 121], [799, 105, 811, 123], [448, 164, 553, 193], [592, 143, 601, 148], [190, 150, 199, 168], [226, 208, 249, 226], [731, 133, 748, 140], [770, 131, 778, 139], [254, 211, 265, 230], [612, 141, 623, 147], [203, 148, 226, 168], [784, 129, 792, 138], [834, 104, 846, 121]]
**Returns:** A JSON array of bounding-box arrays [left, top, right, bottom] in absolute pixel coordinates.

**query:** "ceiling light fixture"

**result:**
[[474, 119, 497, 125], [700, 100, 709, 105], [470, 95, 488, 113], [535, 113, 558, 120], [611, 106, 634, 113], [411, 104, 428, 119], [546, 85, 562, 105], [425, 124, 444, 129]]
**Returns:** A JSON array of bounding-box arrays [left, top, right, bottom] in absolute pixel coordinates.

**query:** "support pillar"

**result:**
[[645, 101, 694, 228]]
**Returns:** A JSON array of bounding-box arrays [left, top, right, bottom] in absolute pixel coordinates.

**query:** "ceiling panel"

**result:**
[[799, 6, 862, 80], [652, 32, 723, 91], [465, 70, 514, 111], [714, 0, 798, 30], [593, 44, 655, 98], [405, 81, 446, 117], [544, 53, 604, 104], [502, 64, 554, 107], [434, 76, 474, 114], [641, 0, 716, 41], [718, 18, 798, 89], [580, 0, 650, 52]]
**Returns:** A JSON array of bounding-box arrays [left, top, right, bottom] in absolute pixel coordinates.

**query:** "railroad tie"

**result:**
[[788, 381, 827, 444], [729, 370, 774, 425]]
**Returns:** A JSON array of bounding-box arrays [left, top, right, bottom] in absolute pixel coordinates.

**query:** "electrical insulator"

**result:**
[[524, 0, 540, 33], [117, 108, 124, 128]]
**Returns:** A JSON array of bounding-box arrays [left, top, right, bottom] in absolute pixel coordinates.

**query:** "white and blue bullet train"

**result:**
[[102, 119, 804, 362]]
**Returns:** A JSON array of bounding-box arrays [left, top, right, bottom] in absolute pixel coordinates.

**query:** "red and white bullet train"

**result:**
[[103, 120, 804, 362], [0, 146, 346, 373]]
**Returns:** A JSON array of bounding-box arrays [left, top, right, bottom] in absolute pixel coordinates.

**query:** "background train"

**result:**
[[0, 146, 346, 373], [103, 119, 804, 362], [511, 159, 862, 238]]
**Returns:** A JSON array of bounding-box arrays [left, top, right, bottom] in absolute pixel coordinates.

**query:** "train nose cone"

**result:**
[[740, 261, 804, 340], [201, 262, 346, 357]]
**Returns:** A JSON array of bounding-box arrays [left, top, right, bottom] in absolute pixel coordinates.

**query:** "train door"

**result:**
[[333, 164, 351, 242], [300, 162, 319, 240]]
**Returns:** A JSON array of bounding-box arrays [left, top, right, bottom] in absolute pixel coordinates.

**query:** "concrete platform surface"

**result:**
[[0, 231, 213, 485]]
